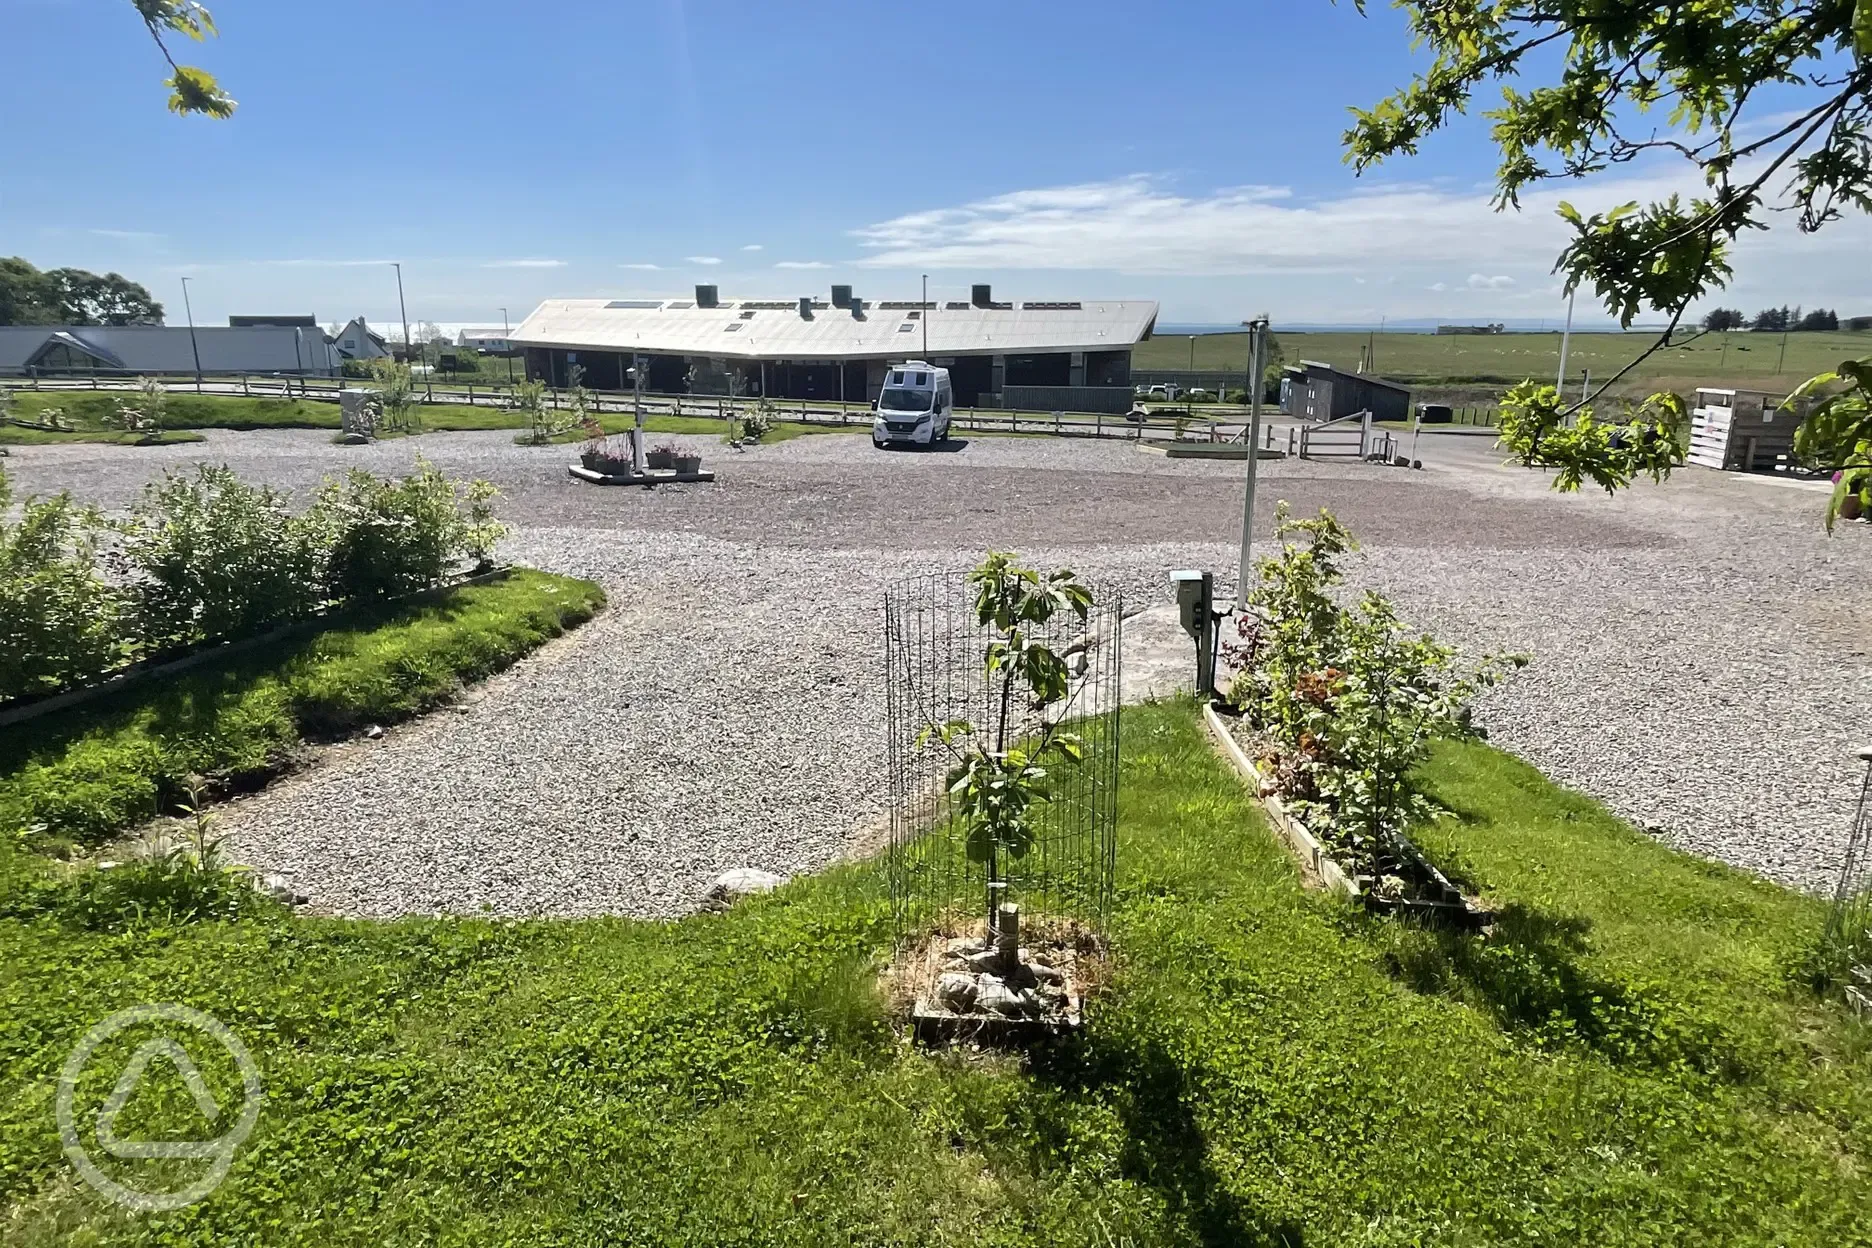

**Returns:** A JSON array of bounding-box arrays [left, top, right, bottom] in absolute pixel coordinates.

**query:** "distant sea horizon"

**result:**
[[1156, 320, 1658, 336]]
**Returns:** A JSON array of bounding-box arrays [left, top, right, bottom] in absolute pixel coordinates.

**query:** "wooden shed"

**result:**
[[1687, 388, 1805, 472]]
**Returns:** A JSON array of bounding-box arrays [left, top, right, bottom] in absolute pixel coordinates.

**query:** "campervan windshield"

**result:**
[[879, 388, 931, 412]]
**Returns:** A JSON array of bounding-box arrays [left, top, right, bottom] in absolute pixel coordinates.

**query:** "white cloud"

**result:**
[[1428, 282, 1448, 292], [847, 170, 1872, 302], [775, 260, 830, 270], [619, 263, 663, 270], [90, 228, 165, 241], [482, 259, 567, 269], [741, 243, 763, 251], [686, 255, 723, 265]]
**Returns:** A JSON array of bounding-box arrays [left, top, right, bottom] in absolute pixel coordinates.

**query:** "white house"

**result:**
[[334, 317, 391, 361], [457, 327, 513, 353]]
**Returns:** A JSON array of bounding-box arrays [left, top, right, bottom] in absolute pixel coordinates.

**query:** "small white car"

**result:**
[[873, 362, 953, 448]]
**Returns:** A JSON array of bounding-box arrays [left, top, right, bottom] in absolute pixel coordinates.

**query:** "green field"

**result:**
[[4, 393, 855, 445], [1135, 328, 1872, 402], [2, 700, 1868, 1243]]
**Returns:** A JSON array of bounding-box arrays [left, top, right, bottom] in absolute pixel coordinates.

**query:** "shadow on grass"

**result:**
[[1376, 902, 1749, 1080], [1030, 1035, 1307, 1248]]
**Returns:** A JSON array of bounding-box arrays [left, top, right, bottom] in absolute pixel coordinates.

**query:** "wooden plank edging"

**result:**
[[1201, 701, 1359, 900]]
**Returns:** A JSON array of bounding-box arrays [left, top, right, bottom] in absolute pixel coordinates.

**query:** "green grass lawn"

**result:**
[[0, 570, 606, 853], [2, 701, 1865, 1244], [8, 393, 859, 446]]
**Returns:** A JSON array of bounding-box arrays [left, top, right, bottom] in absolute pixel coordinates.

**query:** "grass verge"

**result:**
[[0, 426, 204, 446], [1, 702, 1867, 1243], [0, 569, 605, 851]]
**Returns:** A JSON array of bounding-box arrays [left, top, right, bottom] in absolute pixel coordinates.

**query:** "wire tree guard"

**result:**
[[1823, 747, 1872, 1016], [883, 569, 1122, 944]]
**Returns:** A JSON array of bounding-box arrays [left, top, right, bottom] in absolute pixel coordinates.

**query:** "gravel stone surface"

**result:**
[[5, 427, 1867, 912]]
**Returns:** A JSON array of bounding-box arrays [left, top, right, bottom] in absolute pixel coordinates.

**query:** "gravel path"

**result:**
[[5, 428, 1867, 912]]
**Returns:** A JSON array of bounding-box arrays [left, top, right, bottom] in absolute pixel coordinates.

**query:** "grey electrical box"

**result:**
[[1169, 569, 1218, 695]]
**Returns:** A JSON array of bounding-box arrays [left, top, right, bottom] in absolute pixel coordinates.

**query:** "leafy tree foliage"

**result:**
[[1350, 1, 1872, 521], [1347, 0, 1872, 382], [1789, 358, 1872, 528], [0, 257, 164, 326], [1801, 307, 1843, 330], [1702, 307, 1746, 331], [132, 1, 235, 117]]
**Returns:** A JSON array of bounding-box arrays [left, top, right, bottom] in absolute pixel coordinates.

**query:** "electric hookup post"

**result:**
[[1171, 569, 1224, 697]]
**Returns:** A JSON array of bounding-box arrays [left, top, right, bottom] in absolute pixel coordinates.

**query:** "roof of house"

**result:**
[[457, 328, 511, 339], [336, 317, 389, 346], [1289, 360, 1411, 394], [510, 297, 1159, 360], [0, 325, 338, 373]]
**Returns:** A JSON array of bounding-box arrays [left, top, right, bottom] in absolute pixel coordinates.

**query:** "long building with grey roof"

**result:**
[[509, 283, 1159, 409]]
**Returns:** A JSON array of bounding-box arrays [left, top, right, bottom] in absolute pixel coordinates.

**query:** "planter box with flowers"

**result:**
[[1210, 503, 1521, 928], [569, 436, 714, 486]]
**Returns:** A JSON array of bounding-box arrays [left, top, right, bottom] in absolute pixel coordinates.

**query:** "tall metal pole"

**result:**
[[392, 262, 412, 366], [501, 306, 514, 384], [1555, 287, 1576, 391], [180, 277, 203, 392], [921, 273, 929, 359], [1237, 317, 1268, 609], [632, 352, 647, 476]]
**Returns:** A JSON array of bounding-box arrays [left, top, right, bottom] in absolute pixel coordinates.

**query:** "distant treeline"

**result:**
[[1701, 306, 1869, 332]]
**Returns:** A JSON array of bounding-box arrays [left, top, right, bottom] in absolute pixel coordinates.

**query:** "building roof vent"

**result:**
[[695, 284, 719, 309], [849, 296, 864, 319], [798, 296, 813, 319], [830, 284, 853, 309], [971, 283, 993, 308]]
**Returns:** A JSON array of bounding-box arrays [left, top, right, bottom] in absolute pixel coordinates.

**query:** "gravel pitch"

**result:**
[[5, 427, 1867, 913]]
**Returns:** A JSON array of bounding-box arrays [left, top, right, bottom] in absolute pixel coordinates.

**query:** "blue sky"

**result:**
[[5, 0, 1866, 331]]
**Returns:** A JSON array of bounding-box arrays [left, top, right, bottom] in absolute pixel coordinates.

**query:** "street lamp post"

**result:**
[[1237, 317, 1269, 609], [1555, 287, 1576, 392], [391, 260, 412, 364], [180, 277, 203, 392], [501, 306, 514, 385]]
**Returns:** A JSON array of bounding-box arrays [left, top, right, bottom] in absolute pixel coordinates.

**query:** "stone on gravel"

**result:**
[[704, 867, 786, 909]]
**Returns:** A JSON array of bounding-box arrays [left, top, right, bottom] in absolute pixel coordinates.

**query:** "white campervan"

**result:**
[[872, 361, 953, 448]]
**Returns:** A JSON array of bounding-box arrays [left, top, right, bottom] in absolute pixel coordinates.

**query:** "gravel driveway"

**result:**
[[6, 428, 1866, 914]]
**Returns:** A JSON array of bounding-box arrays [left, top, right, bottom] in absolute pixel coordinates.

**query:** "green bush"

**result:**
[[321, 458, 505, 600], [120, 464, 330, 652], [1224, 504, 1520, 873], [0, 469, 128, 702]]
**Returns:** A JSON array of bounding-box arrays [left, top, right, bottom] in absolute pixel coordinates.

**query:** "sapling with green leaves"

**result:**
[[114, 376, 168, 442], [919, 552, 1094, 960], [366, 358, 419, 434]]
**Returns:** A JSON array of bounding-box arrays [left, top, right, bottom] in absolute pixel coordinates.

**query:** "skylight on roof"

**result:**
[[604, 300, 664, 310]]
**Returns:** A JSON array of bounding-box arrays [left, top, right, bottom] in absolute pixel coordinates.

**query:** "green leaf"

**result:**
[[1857, 0, 1872, 59]]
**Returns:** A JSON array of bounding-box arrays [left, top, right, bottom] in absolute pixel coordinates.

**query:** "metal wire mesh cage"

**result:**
[[884, 569, 1122, 940], [1823, 750, 1872, 1002]]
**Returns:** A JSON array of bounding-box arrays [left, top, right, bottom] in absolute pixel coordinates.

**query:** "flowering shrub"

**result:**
[[1225, 504, 1522, 872], [0, 470, 127, 702], [321, 458, 504, 600], [119, 465, 328, 651], [0, 459, 507, 705]]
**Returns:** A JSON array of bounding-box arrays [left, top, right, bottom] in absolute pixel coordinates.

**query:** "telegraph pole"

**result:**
[[180, 276, 203, 392], [392, 262, 412, 365], [1556, 287, 1576, 391]]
